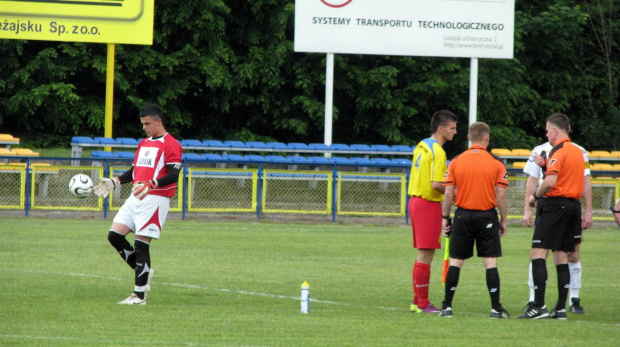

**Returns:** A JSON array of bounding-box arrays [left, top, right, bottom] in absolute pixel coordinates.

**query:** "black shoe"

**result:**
[[569, 298, 584, 314], [549, 307, 567, 320], [518, 305, 549, 319], [490, 306, 510, 319], [522, 301, 536, 314]]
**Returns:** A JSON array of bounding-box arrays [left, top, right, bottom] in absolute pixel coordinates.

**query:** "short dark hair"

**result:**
[[431, 110, 458, 133], [468, 122, 489, 141], [140, 104, 165, 124], [546, 113, 570, 133]]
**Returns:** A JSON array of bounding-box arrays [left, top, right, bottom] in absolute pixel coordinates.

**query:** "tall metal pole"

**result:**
[[324, 53, 334, 157], [468, 57, 479, 147], [104, 43, 115, 150]]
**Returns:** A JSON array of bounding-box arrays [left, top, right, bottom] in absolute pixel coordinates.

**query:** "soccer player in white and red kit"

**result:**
[[94, 104, 183, 305]]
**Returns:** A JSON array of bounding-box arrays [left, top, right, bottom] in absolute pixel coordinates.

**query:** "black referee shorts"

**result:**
[[449, 208, 502, 260], [532, 197, 581, 252]]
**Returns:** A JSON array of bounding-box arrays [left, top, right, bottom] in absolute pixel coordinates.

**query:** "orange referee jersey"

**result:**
[[545, 137, 584, 199], [442, 145, 509, 210]]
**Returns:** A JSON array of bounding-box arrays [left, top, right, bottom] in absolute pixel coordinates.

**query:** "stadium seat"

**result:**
[[391, 158, 412, 166], [265, 155, 287, 163], [306, 156, 331, 165], [0, 148, 16, 155], [308, 143, 329, 151], [350, 144, 372, 152], [330, 156, 351, 164], [491, 148, 512, 156], [511, 149, 531, 157], [350, 157, 372, 165], [287, 143, 310, 150], [116, 137, 139, 145], [223, 140, 247, 148], [180, 139, 206, 148], [266, 142, 288, 150], [114, 151, 135, 159], [591, 163, 614, 171], [182, 153, 202, 160], [202, 140, 225, 147], [370, 144, 393, 152], [222, 154, 245, 162], [243, 154, 266, 163], [370, 158, 393, 165], [245, 141, 270, 150], [91, 150, 118, 158], [329, 143, 351, 151], [610, 151, 620, 159], [10, 148, 39, 156], [94, 137, 117, 145], [613, 164, 620, 171], [589, 150, 614, 159], [0, 133, 20, 142], [390, 145, 413, 153], [287, 156, 310, 164], [202, 153, 224, 161], [512, 161, 527, 169], [70, 136, 95, 144]]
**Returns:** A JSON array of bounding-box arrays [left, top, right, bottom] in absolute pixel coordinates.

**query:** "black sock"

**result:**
[[443, 266, 460, 308], [108, 231, 136, 269], [556, 264, 570, 310], [486, 267, 501, 311], [134, 239, 151, 300], [532, 258, 547, 308]]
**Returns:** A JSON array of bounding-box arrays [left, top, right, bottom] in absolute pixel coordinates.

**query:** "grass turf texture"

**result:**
[[0, 218, 618, 346]]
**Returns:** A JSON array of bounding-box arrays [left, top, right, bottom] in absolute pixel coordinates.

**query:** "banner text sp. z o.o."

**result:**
[[0, 0, 154, 45], [295, 0, 515, 59]]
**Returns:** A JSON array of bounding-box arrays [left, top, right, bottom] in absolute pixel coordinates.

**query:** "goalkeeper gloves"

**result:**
[[94, 177, 120, 198], [132, 180, 158, 200]]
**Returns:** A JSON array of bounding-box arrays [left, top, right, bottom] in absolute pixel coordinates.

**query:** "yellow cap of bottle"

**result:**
[[301, 281, 310, 288]]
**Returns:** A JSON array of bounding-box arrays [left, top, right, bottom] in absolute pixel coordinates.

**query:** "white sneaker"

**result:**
[[118, 293, 146, 305], [145, 268, 154, 297]]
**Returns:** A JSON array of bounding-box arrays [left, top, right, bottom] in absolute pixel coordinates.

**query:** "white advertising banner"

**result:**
[[294, 0, 515, 59]]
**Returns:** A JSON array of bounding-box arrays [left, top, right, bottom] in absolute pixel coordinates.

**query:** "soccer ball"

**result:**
[[69, 174, 94, 198]]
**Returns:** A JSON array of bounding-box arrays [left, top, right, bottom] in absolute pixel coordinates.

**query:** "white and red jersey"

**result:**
[[133, 133, 182, 197]]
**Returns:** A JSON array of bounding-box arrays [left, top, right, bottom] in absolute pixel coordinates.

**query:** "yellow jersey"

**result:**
[[407, 138, 447, 202]]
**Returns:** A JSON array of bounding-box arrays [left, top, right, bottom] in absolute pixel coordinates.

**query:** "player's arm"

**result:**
[[94, 167, 134, 198], [581, 175, 593, 229], [496, 185, 508, 237], [523, 175, 538, 227], [613, 198, 620, 226], [132, 162, 181, 199], [529, 174, 557, 207], [441, 185, 455, 236], [431, 181, 445, 194]]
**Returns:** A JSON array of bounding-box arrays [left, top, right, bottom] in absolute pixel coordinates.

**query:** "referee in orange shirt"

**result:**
[[439, 122, 510, 318], [518, 114, 585, 320]]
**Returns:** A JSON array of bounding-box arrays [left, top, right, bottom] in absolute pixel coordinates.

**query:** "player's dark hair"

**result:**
[[546, 113, 570, 133], [431, 110, 458, 133], [140, 104, 165, 124], [468, 122, 489, 141]]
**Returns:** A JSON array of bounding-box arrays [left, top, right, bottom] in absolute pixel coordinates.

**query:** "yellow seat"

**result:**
[[0, 148, 16, 155], [613, 164, 620, 171], [491, 148, 512, 156], [591, 163, 614, 171], [512, 161, 527, 169], [511, 149, 531, 157], [589, 150, 613, 159], [592, 176, 616, 185], [0, 134, 20, 142], [610, 151, 620, 159], [10, 148, 39, 156]]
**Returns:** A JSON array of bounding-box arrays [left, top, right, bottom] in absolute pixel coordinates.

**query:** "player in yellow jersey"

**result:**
[[407, 110, 458, 313]]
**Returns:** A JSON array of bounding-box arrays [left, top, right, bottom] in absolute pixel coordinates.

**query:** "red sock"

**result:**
[[412, 262, 418, 305], [414, 262, 431, 309]]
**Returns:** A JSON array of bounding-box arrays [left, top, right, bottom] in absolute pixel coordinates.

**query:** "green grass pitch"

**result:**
[[0, 217, 618, 346]]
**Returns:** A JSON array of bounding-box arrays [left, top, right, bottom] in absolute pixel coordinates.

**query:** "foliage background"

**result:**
[[0, 0, 618, 157]]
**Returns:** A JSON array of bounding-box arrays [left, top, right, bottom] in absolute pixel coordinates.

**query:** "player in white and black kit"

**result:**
[[95, 104, 183, 305], [522, 141, 592, 314]]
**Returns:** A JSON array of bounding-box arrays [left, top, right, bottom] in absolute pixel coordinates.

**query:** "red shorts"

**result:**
[[408, 196, 442, 249]]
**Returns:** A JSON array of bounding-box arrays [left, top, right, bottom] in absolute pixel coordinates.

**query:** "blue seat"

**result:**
[[287, 143, 310, 150], [329, 143, 351, 151], [202, 140, 225, 147], [114, 151, 135, 159], [265, 155, 287, 163], [370, 158, 393, 165], [202, 153, 223, 161], [330, 156, 351, 164], [370, 144, 393, 152], [223, 140, 247, 148], [266, 142, 288, 150], [350, 144, 372, 152], [222, 154, 245, 162], [243, 154, 266, 163], [94, 137, 117, 145], [287, 156, 310, 164], [91, 150, 118, 159], [307, 156, 331, 165], [245, 141, 270, 150], [308, 143, 329, 151], [71, 136, 95, 144], [182, 153, 202, 160], [116, 137, 139, 145], [391, 158, 412, 166], [181, 139, 205, 148], [350, 157, 372, 165], [391, 145, 413, 153]]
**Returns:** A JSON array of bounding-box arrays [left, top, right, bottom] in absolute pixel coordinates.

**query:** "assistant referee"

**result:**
[[439, 122, 509, 318], [518, 113, 585, 320]]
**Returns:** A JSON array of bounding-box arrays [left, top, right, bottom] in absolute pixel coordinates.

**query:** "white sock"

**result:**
[[528, 262, 535, 302], [569, 261, 582, 299]]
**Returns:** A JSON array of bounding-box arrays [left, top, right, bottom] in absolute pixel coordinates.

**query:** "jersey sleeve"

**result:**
[[522, 148, 542, 178], [164, 137, 183, 165], [496, 161, 509, 188], [581, 148, 591, 176], [431, 146, 447, 183], [442, 160, 456, 186]]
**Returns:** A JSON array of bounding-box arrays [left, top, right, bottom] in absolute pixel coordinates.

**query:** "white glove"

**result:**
[[94, 177, 120, 198], [132, 180, 158, 200]]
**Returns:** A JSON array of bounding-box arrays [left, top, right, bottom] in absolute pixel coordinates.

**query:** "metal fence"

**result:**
[[1, 157, 618, 223]]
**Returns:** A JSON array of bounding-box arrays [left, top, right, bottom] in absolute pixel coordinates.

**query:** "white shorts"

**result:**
[[113, 194, 170, 239]]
